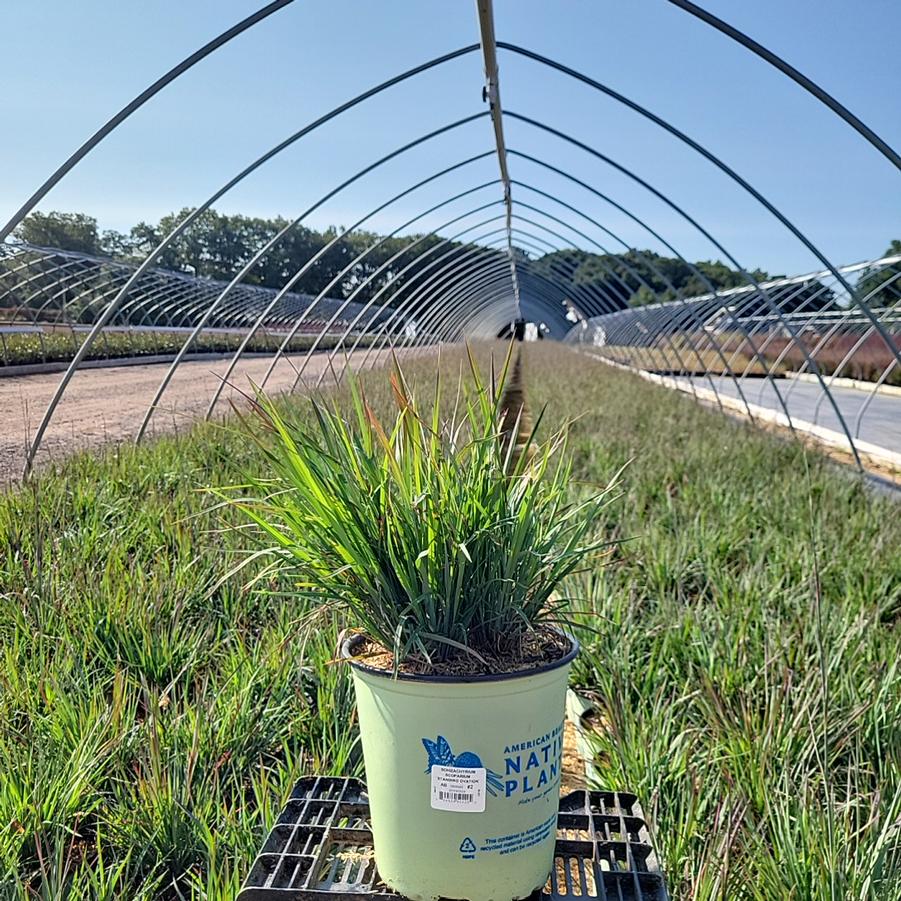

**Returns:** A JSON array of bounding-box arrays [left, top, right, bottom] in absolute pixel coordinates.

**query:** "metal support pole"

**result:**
[[475, 0, 521, 319], [666, 0, 901, 171], [21, 45, 481, 476], [254, 182, 501, 389], [505, 111, 869, 466], [135, 156, 498, 439], [0, 0, 296, 243], [508, 149, 778, 408], [200, 115, 489, 420], [496, 43, 901, 382]]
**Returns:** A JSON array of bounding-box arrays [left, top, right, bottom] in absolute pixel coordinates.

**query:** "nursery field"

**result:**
[[0, 327, 374, 369], [593, 332, 901, 386], [1, 343, 899, 899]]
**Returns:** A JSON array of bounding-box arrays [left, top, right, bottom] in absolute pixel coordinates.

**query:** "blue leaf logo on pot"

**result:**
[[422, 735, 504, 796]]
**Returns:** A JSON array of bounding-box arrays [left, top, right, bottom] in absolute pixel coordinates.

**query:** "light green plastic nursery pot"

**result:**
[[343, 634, 578, 901]]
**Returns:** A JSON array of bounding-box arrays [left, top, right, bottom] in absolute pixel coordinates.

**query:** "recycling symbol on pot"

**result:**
[[459, 836, 477, 858]]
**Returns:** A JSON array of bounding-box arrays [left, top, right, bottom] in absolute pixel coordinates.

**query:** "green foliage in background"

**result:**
[[21, 210, 887, 313], [529, 248, 776, 309], [13, 209, 492, 308]]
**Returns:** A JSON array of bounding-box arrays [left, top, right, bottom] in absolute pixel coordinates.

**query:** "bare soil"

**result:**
[[0, 349, 411, 485]]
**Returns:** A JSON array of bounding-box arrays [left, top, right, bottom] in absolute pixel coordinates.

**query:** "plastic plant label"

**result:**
[[430, 765, 487, 812]]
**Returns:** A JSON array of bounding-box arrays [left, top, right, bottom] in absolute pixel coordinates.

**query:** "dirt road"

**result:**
[[0, 350, 406, 483]]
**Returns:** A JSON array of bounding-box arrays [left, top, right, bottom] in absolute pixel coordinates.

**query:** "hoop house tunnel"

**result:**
[[1, 0, 899, 479]]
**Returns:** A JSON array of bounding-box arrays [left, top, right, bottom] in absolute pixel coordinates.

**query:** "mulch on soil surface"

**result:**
[[350, 626, 571, 677]]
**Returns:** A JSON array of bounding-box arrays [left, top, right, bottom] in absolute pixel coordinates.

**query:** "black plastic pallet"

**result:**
[[238, 776, 667, 901]]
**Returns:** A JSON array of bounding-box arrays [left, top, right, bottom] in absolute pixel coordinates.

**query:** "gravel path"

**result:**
[[0, 350, 406, 484]]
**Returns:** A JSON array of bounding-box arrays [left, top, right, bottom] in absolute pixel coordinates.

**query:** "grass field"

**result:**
[[1, 344, 899, 899]]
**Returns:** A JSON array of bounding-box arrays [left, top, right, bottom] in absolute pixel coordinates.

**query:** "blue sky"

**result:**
[[2, 0, 899, 277]]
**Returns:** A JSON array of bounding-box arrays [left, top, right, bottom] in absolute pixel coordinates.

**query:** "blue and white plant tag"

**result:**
[[430, 765, 487, 812]]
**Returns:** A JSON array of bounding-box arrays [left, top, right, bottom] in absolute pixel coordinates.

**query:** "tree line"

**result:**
[[13, 209, 471, 307], [13, 210, 900, 312]]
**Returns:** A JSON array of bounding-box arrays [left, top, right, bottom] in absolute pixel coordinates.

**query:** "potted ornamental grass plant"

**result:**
[[227, 347, 619, 901]]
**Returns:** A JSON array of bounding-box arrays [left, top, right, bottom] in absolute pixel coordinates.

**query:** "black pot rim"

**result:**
[[340, 629, 579, 684]]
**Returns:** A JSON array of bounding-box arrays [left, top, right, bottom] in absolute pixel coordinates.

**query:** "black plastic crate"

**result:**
[[238, 776, 667, 901]]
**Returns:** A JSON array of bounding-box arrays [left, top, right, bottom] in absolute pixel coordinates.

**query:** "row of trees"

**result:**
[[528, 248, 775, 309], [14, 210, 465, 305], [6, 211, 503, 326], [13, 211, 900, 312], [10, 209, 496, 312]]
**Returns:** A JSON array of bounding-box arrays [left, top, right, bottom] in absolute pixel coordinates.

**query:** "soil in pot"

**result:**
[[352, 625, 571, 678]]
